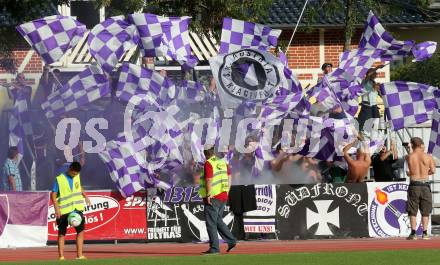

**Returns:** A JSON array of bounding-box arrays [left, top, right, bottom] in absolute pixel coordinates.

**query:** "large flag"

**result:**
[[359, 11, 414, 61], [209, 48, 288, 108], [218, 18, 281, 54], [9, 87, 33, 159], [0, 192, 49, 248], [88, 16, 139, 73], [428, 109, 440, 159], [116, 63, 176, 109], [99, 139, 170, 197], [128, 13, 197, 68], [41, 65, 110, 119], [16, 15, 86, 64], [380, 81, 439, 131], [337, 49, 385, 81]]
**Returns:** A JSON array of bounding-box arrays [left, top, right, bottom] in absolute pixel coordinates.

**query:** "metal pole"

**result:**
[[285, 0, 310, 53]]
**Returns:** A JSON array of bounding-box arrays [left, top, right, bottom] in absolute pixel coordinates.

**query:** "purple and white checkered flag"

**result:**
[[337, 48, 385, 81], [128, 13, 197, 68], [359, 11, 414, 61], [116, 63, 176, 109], [16, 15, 86, 64], [9, 88, 33, 159], [219, 18, 281, 54], [380, 81, 439, 131], [412, 41, 437, 62], [307, 76, 342, 113], [428, 109, 440, 159], [327, 73, 364, 117], [42, 65, 110, 119], [88, 16, 139, 73], [99, 139, 170, 197]]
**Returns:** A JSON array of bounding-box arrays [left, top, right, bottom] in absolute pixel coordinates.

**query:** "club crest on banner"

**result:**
[[367, 183, 425, 237], [210, 48, 283, 108]]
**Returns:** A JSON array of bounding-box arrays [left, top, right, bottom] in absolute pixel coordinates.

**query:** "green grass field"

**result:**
[[4, 250, 440, 265]]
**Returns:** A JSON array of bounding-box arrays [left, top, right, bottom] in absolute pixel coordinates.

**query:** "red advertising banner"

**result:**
[[48, 191, 147, 241]]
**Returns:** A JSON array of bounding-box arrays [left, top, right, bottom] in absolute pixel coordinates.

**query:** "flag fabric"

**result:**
[[128, 13, 197, 68], [337, 49, 385, 81], [218, 18, 281, 54], [380, 81, 439, 131], [88, 16, 139, 73], [295, 116, 357, 161], [327, 74, 363, 117], [0, 192, 49, 248], [428, 109, 440, 159], [412, 41, 437, 62], [41, 65, 110, 119], [99, 140, 167, 197], [16, 15, 86, 64], [307, 75, 342, 113], [9, 87, 33, 159], [116, 63, 176, 109], [359, 11, 414, 61], [209, 48, 288, 108]]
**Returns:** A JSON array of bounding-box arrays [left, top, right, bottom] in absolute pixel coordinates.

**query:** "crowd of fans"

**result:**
[[1, 63, 408, 192]]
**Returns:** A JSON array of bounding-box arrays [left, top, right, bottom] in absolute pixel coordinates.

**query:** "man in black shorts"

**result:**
[[51, 162, 90, 260], [406, 137, 435, 240]]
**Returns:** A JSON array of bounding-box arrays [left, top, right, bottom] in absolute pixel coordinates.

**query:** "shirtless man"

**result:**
[[406, 137, 435, 240], [343, 138, 371, 183]]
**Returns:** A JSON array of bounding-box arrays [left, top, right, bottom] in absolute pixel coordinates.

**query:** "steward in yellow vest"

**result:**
[[198, 155, 229, 199], [199, 147, 236, 255], [50, 162, 90, 261]]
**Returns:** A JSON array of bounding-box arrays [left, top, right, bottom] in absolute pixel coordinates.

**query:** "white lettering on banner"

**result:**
[[277, 204, 290, 219], [244, 225, 275, 233], [279, 184, 368, 220], [124, 196, 147, 207], [148, 226, 182, 240], [244, 185, 277, 233]]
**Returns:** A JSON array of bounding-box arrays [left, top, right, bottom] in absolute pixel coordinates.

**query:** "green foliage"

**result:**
[[304, 0, 434, 51], [142, 0, 273, 42], [391, 53, 440, 87], [95, 0, 145, 17], [0, 0, 69, 72]]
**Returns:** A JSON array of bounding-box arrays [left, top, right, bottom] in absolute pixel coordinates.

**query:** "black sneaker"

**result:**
[[202, 250, 220, 255], [227, 243, 236, 252], [407, 234, 417, 240]]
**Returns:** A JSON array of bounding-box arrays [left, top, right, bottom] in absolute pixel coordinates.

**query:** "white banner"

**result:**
[[244, 185, 277, 233], [367, 182, 431, 237], [0, 192, 49, 248]]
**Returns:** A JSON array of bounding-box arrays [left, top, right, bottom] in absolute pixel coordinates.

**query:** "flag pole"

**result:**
[[285, 0, 310, 54]]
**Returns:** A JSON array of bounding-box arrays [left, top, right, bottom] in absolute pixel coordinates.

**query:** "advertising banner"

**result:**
[[0, 192, 49, 248], [147, 186, 234, 242], [243, 185, 277, 233], [367, 182, 431, 237], [48, 191, 147, 241], [276, 183, 369, 239]]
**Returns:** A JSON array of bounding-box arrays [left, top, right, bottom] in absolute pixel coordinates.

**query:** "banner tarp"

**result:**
[[366, 182, 431, 237], [0, 192, 49, 248], [48, 191, 147, 241], [276, 183, 369, 239]]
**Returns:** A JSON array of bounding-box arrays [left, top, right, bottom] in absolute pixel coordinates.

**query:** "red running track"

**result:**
[[1, 237, 440, 262]]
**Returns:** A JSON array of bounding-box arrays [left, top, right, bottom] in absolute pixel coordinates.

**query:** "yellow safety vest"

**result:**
[[199, 156, 229, 198], [56, 173, 84, 215]]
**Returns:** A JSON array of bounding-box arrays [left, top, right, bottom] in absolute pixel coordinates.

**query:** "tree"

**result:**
[[141, 0, 273, 41], [304, 0, 435, 51], [0, 0, 70, 72], [391, 53, 440, 87]]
